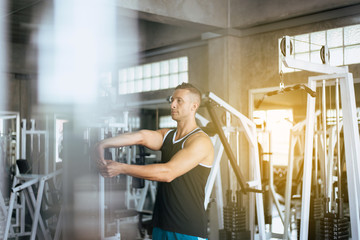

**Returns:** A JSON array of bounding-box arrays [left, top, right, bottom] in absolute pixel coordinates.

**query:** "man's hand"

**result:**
[[98, 160, 123, 178]]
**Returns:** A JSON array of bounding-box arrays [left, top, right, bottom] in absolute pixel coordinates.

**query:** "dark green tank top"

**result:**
[[152, 128, 211, 238]]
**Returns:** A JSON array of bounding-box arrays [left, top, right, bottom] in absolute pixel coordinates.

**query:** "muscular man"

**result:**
[[94, 83, 214, 240]]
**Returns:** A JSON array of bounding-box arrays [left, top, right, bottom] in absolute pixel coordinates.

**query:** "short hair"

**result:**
[[175, 82, 202, 105]]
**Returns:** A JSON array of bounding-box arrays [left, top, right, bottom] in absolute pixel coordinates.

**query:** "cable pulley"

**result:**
[[280, 37, 293, 56], [320, 45, 330, 64]]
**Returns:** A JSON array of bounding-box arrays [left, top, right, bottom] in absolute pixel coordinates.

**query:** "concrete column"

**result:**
[[208, 35, 251, 231]]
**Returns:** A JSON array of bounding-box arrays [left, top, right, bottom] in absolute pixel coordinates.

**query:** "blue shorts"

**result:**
[[152, 227, 208, 240]]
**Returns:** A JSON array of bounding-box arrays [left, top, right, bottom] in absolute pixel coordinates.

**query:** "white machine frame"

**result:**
[[281, 35, 360, 240], [204, 92, 266, 240], [3, 170, 62, 240], [21, 119, 50, 175], [283, 119, 306, 239]]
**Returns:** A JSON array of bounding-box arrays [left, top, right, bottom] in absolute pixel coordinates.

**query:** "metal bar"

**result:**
[[206, 102, 249, 192], [335, 78, 343, 218], [281, 56, 348, 74], [314, 117, 319, 199], [318, 133, 327, 190], [30, 179, 45, 240], [0, 191, 7, 217], [299, 78, 316, 240], [3, 192, 16, 240], [215, 171, 224, 230], [307, 73, 349, 81], [99, 174, 105, 240], [339, 73, 360, 240], [137, 180, 149, 212], [322, 80, 331, 212], [16, 112, 20, 161], [21, 119, 26, 159], [326, 126, 336, 211], [204, 136, 224, 208], [0, 115, 17, 120], [270, 158, 285, 224], [12, 177, 40, 192], [283, 129, 299, 240], [27, 181, 50, 240], [250, 126, 266, 240], [20, 192, 25, 234], [45, 132, 49, 175]]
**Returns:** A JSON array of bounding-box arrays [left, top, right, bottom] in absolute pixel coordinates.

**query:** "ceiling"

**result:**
[[7, 0, 360, 47]]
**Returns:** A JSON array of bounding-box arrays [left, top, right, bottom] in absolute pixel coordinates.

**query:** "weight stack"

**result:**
[[313, 198, 324, 219], [221, 203, 250, 240], [320, 213, 349, 240], [313, 198, 324, 239]]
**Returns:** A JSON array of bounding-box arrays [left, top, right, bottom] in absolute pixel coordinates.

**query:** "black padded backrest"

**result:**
[[16, 159, 31, 174]]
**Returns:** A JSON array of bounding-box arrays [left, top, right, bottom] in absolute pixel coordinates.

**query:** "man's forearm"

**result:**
[[98, 132, 142, 149], [100, 161, 174, 182]]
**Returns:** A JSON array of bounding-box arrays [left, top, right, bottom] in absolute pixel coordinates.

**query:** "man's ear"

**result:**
[[192, 102, 199, 111]]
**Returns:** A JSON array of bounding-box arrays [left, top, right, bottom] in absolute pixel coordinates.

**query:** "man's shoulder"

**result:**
[[156, 128, 173, 137], [187, 130, 213, 147]]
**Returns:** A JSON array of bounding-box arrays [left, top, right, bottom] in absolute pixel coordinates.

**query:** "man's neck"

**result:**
[[175, 119, 198, 141]]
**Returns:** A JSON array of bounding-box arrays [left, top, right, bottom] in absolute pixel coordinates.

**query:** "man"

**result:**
[[94, 83, 214, 240]]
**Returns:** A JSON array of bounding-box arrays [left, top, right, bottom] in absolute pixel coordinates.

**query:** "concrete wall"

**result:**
[[230, 0, 360, 28], [7, 43, 37, 118], [138, 20, 205, 51]]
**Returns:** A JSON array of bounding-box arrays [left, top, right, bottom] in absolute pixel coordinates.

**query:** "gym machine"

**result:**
[[0, 111, 20, 238], [283, 119, 307, 239], [79, 111, 159, 240], [202, 92, 266, 240], [2, 117, 63, 240], [280, 35, 360, 239]]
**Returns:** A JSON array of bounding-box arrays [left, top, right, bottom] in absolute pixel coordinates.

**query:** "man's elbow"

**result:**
[[163, 175, 176, 183], [160, 168, 176, 182]]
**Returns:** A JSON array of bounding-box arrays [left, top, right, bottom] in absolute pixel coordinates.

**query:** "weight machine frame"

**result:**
[[281, 35, 360, 240], [283, 119, 306, 239], [0, 111, 20, 235], [2, 117, 63, 240], [3, 170, 62, 240], [21, 119, 50, 175], [203, 92, 266, 240], [0, 111, 20, 161]]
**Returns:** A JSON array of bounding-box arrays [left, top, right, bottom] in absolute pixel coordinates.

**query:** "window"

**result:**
[[254, 109, 294, 166], [129, 116, 140, 129], [118, 56, 188, 94], [279, 24, 360, 72], [159, 115, 177, 129]]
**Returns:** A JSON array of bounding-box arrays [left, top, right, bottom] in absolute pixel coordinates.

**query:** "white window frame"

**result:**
[[279, 24, 360, 73], [118, 56, 189, 95]]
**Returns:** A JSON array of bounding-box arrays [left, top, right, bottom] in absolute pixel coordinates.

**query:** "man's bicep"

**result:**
[[140, 129, 167, 150]]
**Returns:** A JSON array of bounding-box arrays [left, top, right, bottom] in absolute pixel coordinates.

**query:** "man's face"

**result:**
[[170, 89, 197, 121]]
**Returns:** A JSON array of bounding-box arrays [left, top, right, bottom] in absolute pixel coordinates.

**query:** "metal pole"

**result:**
[[314, 117, 318, 198], [30, 179, 46, 240], [335, 78, 343, 218], [299, 79, 316, 240], [322, 80, 330, 213], [206, 102, 249, 192], [283, 130, 296, 240]]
